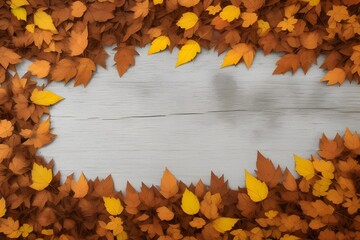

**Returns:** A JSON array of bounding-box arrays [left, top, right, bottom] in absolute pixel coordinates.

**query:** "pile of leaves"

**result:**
[[0, 0, 359, 86], [0, 72, 360, 239]]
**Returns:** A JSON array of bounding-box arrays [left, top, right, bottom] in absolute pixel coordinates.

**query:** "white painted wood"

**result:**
[[17, 47, 360, 190]]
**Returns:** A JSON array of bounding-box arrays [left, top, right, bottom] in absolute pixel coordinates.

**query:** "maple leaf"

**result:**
[[19, 224, 33, 238], [28, 60, 51, 78], [176, 40, 201, 67], [313, 157, 335, 179], [88, 2, 115, 22], [344, 128, 360, 150], [277, 17, 298, 32], [273, 54, 300, 74], [0, 119, 13, 138], [160, 168, 178, 199], [200, 192, 221, 219], [245, 170, 268, 202], [74, 58, 96, 87], [221, 43, 255, 69], [181, 188, 200, 215], [103, 197, 124, 216], [320, 68, 346, 85], [30, 88, 63, 106], [219, 5, 240, 23], [34, 8, 58, 33], [0, 47, 21, 69], [148, 36, 170, 55], [206, 4, 221, 15], [30, 163, 52, 191], [22, 117, 55, 148], [50, 58, 78, 82], [156, 206, 174, 221], [176, 12, 198, 30], [241, 12, 258, 28], [106, 216, 124, 236], [71, 1, 87, 18], [71, 172, 89, 198], [0, 198, 6, 218], [255, 152, 282, 188], [69, 27, 88, 56], [114, 45, 139, 77], [131, 0, 149, 19], [212, 217, 239, 233], [327, 5, 349, 22]]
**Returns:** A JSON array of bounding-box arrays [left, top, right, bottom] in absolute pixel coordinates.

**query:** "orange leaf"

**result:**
[[69, 27, 88, 56], [273, 54, 300, 74], [156, 206, 174, 221], [131, 0, 149, 19], [178, 0, 200, 7], [114, 45, 139, 77], [242, 0, 265, 12], [0, 47, 21, 69], [124, 182, 140, 214], [71, 1, 87, 18], [282, 168, 297, 191], [320, 68, 346, 85], [74, 58, 96, 87], [326, 189, 344, 204], [160, 168, 178, 199], [71, 172, 89, 198], [28, 60, 51, 78], [0, 119, 13, 138], [344, 128, 360, 150]]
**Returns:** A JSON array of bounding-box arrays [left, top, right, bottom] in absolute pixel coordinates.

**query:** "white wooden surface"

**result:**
[[18, 47, 360, 189]]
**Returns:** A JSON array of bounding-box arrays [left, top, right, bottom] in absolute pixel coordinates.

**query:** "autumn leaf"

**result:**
[[320, 68, 346, 85], [212, 217, 239, 233], [28, 60, 51, 78], [312, 157, 335, 179], [131, 0, 149, 19], [0, 119, 13, 138], [189, 217, 206, 229], [344, 128, 360, 150], [0, 47, 21, 69], [277, 17, 298, 32], [34, 8, 58, 33], [0, 198, 6, 218], [74, 58, 96, 87], [103, 197, 124, 216], [283, 168, 297, 191], [114, 45, 139, 77], [176, 12, 198, 30], [181, 188, 200, 215], [176, 40, 201, 67], [106, 216, 124, 236], [153, 0, 163, 5], [19, 224, 33, 238], [156, 206, 174, 221], [326, 189, 343, 204], [206, 4, 221, 15], [257, 19, 270, 36], [219, 5, 240, 23], [50, 58, 78, 82], [71, 172, 89, 198], [160, 168, 179, 199], [273, 54, 300, 74], [178, 0, 200, 7], [30, 163, 52, 191], [221, 43, 255, 69], [30, 88, 63, 106], [11, 7, 27, 21], [71, 1, 87, 18], [148, 36, 170, 55], [69, 27, 88, 56], [0, 144, 11, 163], [245, 170, 268, 202], [241, 12, 258, 28], [294, 155, 315, 180], [242, 0, 265, 12], [0, 217, 21, 238]]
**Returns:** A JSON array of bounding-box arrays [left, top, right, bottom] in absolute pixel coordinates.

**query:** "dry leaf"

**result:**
[[176, 40, 201, 67], [28, 60, 51, 78], [181, 188, 200, 215], [160, 168, 178, 199], [30, 163, 53, 191], [30, 89, 63, 106]]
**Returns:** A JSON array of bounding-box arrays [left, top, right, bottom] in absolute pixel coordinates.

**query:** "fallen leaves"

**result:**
[[30, 163, 52, 191], [176, 12, 199, 30], [176, 40, 201, 67], [30, 89, 63, 106]]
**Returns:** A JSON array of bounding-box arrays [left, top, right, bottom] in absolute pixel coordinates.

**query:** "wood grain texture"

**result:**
[[17, 47, 360, 189]]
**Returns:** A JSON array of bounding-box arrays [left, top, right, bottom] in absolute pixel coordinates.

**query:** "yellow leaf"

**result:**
[[0, 197, 6, 218], [264, 210, 278, 219], [206, 4, 222, 15], [277, 16, 298, 32], [176, 40, 201, 67], [280, 234, 300, 240], [34, 8, 58, 33], [103, 197, 124, 216], [41, 229, 54, 235], [212, 217, 239, 233], [241, 12, 258, 28], [10, 0, 29, 8], [71, 172, 89, 198], [153, 0, 163, 5], [303, 0, 320, 7], [19, 224, 33, 238], [176, 12, 198, 30], [28, 60, 51, 78], [219, 5, 240, 23], [30, 88, 63, 106], [294, 154, 315, 180], [11, 7, 27, 21], [221, 43, 255, 69], [181, 188, 200, 215], [245, 170, 268, 202], [0, 119, 13, 138], [148, 36, 170, 55], [312, 157, 335, 179], [25, 24, 35, 33], [257, 19, 270, 36], [30, 163, 52, 191], [178, 0, 200, 7]]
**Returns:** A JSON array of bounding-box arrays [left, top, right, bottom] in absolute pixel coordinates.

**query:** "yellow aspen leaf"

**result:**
[[41, 229, 54, 235], [69, 27, 88, 56], [30, 163, 52, 191], [219, 5, 240, 23], [277, 17, 298, 32], [206, 4, 222, 15], [294, 154, 315, 180], [34, 8, 58, 33], [11, 7, 27, 21], [189, 217, 206, 229], [0, 119, 13, 138], [257, 19, 270, 36], [280, 234, 300, 240], [241, 12, 258, 28], [71, 172, 89, 198], [176, 12, 198, 30], [156, 206, 174, 221], [153, 0, 163, 5], [320, 68, 346, 85], [10, 0, 29, 7], [160, 168, 179, 198], [28, 60, 51, 78], [212, 217, 239, 233], [103, 197, 124, 216], [71, 1, 87, 18], [19, 224, 33, 238], [303, 0, 320, 7], [30, 88, 63, 106], [176, 40, 201, 67], [0, 198, 6, 218], [245, 170, 268, 202], [0, 144, 11, 163], [221, 43, 255, 69], [344, 128, 360, 150], [25, 23, 35, 33], [178, 0, 200, 7], [181, 188, 200, 215], [148, 36, 170, 55]]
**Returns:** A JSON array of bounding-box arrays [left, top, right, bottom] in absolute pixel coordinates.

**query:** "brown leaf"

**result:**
[[273, 54, 300, 74], [74, 58, 96, 87], [160, 168, 179, 199], [0, 47, 21, 69], [114, 45, 139, 77]]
